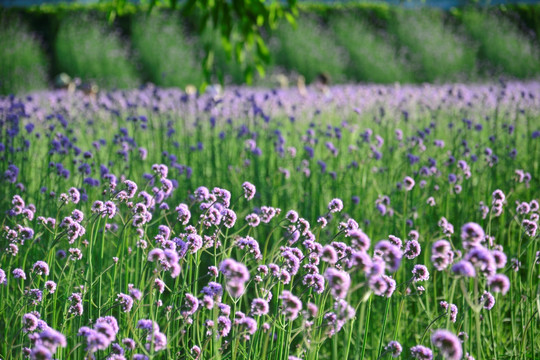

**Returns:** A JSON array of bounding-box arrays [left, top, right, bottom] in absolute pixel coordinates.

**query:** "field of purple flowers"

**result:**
[[1, 81, 539, 359]]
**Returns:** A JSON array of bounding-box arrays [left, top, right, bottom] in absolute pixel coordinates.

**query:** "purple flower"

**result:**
[[217, 316, 232, 337], [431, 329, 462, 360], [117, 293, 134, 312], [0, 268, 6, 284], [286, 210, 299, 223], [374, 240, 403, 272], [238, 317, 257, 339], [487, 274, 510, 295], [461, 222, 485, 246], [403, 176, 415, 191], [349, 230, 370, 252], [39, 328, 67, 352], [32, 261, 50, 276], [412, 265, 430, 282], [411, 345, 433, 360], [280, 290, 302, 320], [251, 298, 269, 316], [30, 345, 53, 360], [451, 260, 476, 277], [385, 340, 403, 357], [220, 258, 250, 283], [328, 198, 344, 213], [404, 240, 421, 259], [13, 268, 26, 279], [23, 313, 39, 332], [480, 291, 496, 310], [242, 181, 256, 201], [324, 268, 351, 299]]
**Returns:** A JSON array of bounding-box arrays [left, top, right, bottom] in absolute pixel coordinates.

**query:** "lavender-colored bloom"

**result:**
[[480, 291, 496, 310], [328, 198, 344, 213], [23, 313, 39, 332], [411, 345, 433, 360], [412, 265, 430, 282], [13, 268, 26, 279], [246, 213, 261, 227], [404, 240, 421, 259], [403, 176, 415, 191], [242, 181, 256, 201], [117, 293, 134, 312], [286, 210, 299, 223], [220, 258, 250, 283], [238, 316, 257, 339], [451, 260, 476, 277], [182, 293, 199, 317], [39, 328, 67, 352], [30, 345, 53, 360], [375, 240, 403, 272], [280, 290, 302, 320], [487, 274, 510, 295], [251, 298, 269, 316], [217, 316, 232, 337], [324, 268, 351, 299], [431, 330, 462, 360], [461, 222, 485, 246], [32, 261, 50, 276], [385, 340, 403, 357], [449, 304, 458, 323], [201, 282, 223, 299], [349, 230, 370, 252]]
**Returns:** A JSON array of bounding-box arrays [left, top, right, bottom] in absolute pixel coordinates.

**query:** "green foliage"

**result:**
[[54, 15, 139, 88], [390, 10, 477, 83], [462, 9, 540, 78], [131, 13, 204, 88], [0, 17, 48, 95], [272, 17, 348, 84], [331, 16, 413, 84]]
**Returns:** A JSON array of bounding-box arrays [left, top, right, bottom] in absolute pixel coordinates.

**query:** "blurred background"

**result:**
[[1, 0, 540, 95]]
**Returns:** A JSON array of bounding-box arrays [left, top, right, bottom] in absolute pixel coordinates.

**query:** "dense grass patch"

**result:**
[[54, 15, 139, 88], [389, 10, 477, 82], [272, 17, 348, 84], [0, 17, 48, 95], [131, 13, 204, 88], [462, 10, 540, 79], [330, 16, 413, 84]]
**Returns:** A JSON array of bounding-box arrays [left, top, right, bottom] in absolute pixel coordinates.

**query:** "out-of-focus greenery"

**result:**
[[331, 15, 413, 84], [131, 13, 203, 88], [462, 9, 540, 78], [54, 15, 139, 88], [1, 3, 540, 94], [0, 17, 48, 95], [272, 17, 348, 84], [389, 10, 477, 82]]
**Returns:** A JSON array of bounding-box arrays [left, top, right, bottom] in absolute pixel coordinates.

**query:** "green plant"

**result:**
[[272, 16, 348, 84], [462, 9, 540, 78], [331, 16, 413, 84], [54, 15, 139, 89], [131, 13, 204, 88], [390, 10, 477, 83], [0, 17, 48, 95]]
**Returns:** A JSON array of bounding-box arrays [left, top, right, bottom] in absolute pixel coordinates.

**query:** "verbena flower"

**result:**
[[431, 329, 462, 360]]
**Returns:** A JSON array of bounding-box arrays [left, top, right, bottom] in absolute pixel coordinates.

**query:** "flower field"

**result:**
[[1, 81, 539, 359]]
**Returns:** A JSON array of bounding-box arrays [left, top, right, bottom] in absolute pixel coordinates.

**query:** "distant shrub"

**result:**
[[271, 17, 348, 84], [390, 10, 477, 82], [331, 16, 413, 84], [54, 15, 138, 88], [0, 17, 48, 95], [462, 10, 540, 78], [131, 13, 204, 88]]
